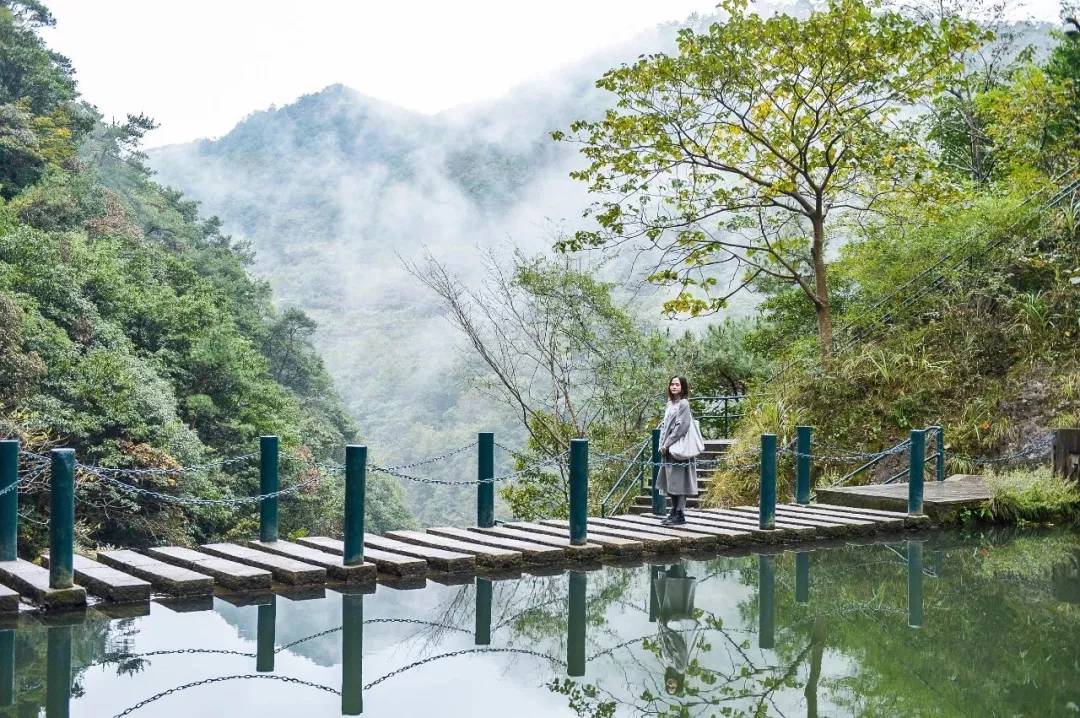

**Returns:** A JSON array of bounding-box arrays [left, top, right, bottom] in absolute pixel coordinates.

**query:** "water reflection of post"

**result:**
[[45, 625, 72, 718], [567, 571, 586, 677], [257, 595, 277, 672], [648, 566, 662, 622], [907, 541, 924, 629], [758, 555, 775, 650], [0, 629, 12, 707], [475, 577, 492, 645], [804, 619, 827, 718], [795, 551, 810, 604], [341, 592, 364, 715]]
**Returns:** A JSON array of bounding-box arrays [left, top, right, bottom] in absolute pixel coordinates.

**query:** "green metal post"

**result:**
[[0, 629, 12, 707], [795, 426, 812, 505], [908, 430, 925, 516], [45, 625, 71, 718], [341, 592, 364, 715], [259, 435, 279, 543], [758, 554, 775, 649], [49, 449, 74, 589], [759, 434, 777, 530], [567, 570, 586, 677], [256, 596, 276, 672], [475, 577, 492, 645], [0, 440, 18, 562], [935, 426, 945, 482], [722, 397, 730, 438], [344, 445, 366, 565], [650, 429, 665, 516], [795, 551, 810, 604], [477, 432, 494, 528], [907, 541, 924, 628], [569, 439, 588, 546]]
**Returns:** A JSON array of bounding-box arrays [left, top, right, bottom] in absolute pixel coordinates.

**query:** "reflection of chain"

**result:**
[[86, 647, 257, 668], [364, 648, 566, 690], [111, 674, 341, 717], [275, 618, 472, 653]]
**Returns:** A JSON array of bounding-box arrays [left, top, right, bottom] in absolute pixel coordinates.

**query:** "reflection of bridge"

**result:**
[[0, 533, 947, 717]]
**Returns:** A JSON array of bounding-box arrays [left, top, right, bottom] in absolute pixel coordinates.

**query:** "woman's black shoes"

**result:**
[[661, 511, 687, 526]]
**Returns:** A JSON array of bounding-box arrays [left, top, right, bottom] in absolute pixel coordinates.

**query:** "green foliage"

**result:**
[[985, 467, 1080, 523], [0, 3, 414, 550]]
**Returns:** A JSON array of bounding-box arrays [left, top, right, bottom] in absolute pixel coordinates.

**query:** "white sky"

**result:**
[[41, 0, 1065, 148]]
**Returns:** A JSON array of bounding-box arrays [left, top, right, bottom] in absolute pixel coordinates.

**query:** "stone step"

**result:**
[[586, 517, 719, 550], [146, 546, 272, 591], [470, 526, 604, 561], [0, 559, 86, 609], [294, 536, 428, 578], [247, 540, 376, 583], [199, 543, 326, 585], [384, 530, 520, 570], [539, 519, 682, 553], [0, 581, 18, 613], [42, 553, 151, 604], [97, 549, 213, 597], [504, 522, 644, 555], [610, 513, 753, 545], [426, 527, 564, 564], [363, 534, 476, 574]]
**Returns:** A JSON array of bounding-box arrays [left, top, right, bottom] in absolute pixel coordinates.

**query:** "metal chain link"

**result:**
[[379, 442, 478, 471], [84, 469, 327, 507], [363, 648, 566, 690], [368, 451, 569, 485], [111, 674, 340, 717], [76, 453, 259, 478]]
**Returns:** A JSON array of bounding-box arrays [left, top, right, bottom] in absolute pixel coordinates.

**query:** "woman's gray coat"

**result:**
[[657, 398, 699, 497]]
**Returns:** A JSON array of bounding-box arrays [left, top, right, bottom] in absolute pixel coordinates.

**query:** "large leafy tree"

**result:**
[[556, 0, 982, 358]]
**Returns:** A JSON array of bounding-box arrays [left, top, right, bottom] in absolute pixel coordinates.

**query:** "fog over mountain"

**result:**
[[147, 16, 715, 523]]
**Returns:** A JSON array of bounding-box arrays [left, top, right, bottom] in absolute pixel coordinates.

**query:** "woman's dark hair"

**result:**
[[664, 666, 685, 696], [666, 375, 690, 401]]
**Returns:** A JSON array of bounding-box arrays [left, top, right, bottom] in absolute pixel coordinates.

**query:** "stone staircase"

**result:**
[[628, 439, 735, 515]]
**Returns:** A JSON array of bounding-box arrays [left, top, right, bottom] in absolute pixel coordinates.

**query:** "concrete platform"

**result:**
[[146, 547, 271, 591], [0, 559, 86, 609], [469, 526, 605, 561], [199, 543, 326, 585], [384, 530, 520, 570], [363, 534, 476, 574], [97, 549, 214, 597], [426, 527, 564, 564], [247, 540, 376, 583], [294, 536, 428, 578], [42, 553, 151, 604], [816, 475, 989, 522]]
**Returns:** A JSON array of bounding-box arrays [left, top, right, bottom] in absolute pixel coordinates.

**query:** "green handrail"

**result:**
[[600, 438, 650, 517]]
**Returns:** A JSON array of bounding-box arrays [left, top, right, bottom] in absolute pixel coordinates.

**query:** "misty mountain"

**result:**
[[146, 20, 692, 527]]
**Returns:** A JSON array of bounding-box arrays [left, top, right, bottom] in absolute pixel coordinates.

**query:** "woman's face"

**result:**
[[669, 377, 682, 397]]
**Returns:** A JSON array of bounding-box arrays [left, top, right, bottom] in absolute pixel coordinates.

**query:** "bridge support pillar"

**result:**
[[0, 440, 16, 562], [49, 450, 74, 590], [569, 439, 588, 546], [477, 432, 494, 528], [759, 434, 777, 530], [344, 445, 366, 565], [259, 435, 279, 542]]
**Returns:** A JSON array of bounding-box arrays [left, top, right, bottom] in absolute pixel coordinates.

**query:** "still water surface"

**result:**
[[2, 528, 1078, 717]]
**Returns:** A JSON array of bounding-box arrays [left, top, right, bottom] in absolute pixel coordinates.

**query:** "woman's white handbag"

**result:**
[[669, 419, 705, 461]]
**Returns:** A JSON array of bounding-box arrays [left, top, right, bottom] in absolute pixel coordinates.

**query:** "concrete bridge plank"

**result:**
[[97, 549, 213, 597], [503, 522, 643, 556], [426, 527, 564, 564], [199, 543, 326, 585], [468, 526, 605, 561], [294, 536, 429, 578], [363, 534, 475, 574], [145, 546, 271, 591], [42, 553, 151, 603], [384, 530, 520, 570], [247, 540, 375, 583], [0, 559, 86, 609]]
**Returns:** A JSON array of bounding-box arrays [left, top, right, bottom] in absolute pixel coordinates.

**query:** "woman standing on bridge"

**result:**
[[658, 376, 699, 526]]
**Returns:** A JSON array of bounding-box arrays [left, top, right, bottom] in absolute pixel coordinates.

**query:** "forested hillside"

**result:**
[[0, 0, 414, 553]]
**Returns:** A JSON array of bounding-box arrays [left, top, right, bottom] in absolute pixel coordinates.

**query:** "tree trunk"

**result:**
[[811, 215, 832, 360]]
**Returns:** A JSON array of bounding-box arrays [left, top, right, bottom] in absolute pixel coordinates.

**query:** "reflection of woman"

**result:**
[[658, 376, 699, 526], [653, 563, 701, 696]]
